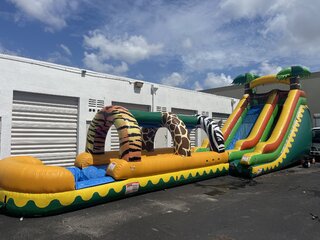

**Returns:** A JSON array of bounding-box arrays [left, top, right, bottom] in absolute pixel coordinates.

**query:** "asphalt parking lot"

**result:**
[[1, 163, 320, 240]]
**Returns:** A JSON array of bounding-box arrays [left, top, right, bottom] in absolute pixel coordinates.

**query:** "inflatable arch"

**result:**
[[86, 105, 142, 162], [141, 113, 225, 154], [196, 115, 225, 153], [86, 106, 192, 161], [141, 112, 191, 156]]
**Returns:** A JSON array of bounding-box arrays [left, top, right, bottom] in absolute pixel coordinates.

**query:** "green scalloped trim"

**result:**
[[236, 105, 311, 178], [249, 106, 311, 177], [2, 166, 228, 217]]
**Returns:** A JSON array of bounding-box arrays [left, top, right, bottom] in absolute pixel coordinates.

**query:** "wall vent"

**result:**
[[97, 100, 105, 109], [156, 106, 167, 112], [201, 111, 209, 116], [88, 98, 104, 112]]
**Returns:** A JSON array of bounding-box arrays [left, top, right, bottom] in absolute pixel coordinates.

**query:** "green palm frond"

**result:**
[[276, 66, 311, 80], [232, 73, 260, 85]]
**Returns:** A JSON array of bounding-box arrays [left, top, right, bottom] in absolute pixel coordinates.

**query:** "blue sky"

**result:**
[[1, 0, 320, 90]]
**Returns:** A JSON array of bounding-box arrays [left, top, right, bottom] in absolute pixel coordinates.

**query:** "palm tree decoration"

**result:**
[[276, 66, 311, 80], [232, 73, 260, 85]]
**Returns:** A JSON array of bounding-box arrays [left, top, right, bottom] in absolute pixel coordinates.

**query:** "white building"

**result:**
[[0, 54, 237, 166]]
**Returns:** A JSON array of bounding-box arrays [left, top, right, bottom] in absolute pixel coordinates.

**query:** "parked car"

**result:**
[[310, 127, 320, 161]]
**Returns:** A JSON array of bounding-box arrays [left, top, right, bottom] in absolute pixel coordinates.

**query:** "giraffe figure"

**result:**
[[141, 127, 158, 152], [162, 112, 191, 156]]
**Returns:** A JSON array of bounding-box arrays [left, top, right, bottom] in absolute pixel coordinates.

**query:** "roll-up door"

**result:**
[[171, 107, 197, 147], [212, 112, 230, 128], [110, 102, 150, 151], [11, 91, 79, 166]]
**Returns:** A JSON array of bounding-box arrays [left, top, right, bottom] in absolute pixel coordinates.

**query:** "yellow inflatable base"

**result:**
[[0, 162, 229, 217]]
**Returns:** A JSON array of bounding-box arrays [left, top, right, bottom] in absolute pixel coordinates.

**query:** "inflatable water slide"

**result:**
[[0, 66, 312, 216], [220, 72, 312, 177]]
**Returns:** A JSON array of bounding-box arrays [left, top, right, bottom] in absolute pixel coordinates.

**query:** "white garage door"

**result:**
[[11, 91, 79, 166]]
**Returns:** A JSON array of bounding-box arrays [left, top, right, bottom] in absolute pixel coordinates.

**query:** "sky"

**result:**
[[1, 0, 320, 90]]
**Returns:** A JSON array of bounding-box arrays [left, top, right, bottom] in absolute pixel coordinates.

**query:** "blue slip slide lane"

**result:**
[[226, 105, 263, 150], [75, 177, 115, 189], [66, 165, 116, 189]]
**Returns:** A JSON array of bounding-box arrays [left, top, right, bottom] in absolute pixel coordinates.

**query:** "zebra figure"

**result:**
[[196, 115, 225, 153]]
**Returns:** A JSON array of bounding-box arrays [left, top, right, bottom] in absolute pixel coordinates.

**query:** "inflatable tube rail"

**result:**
[[0, 156, 75, 193], [107, 151, 229, 179], [222, 94, 249, 141], [249, 74, 290, 89]]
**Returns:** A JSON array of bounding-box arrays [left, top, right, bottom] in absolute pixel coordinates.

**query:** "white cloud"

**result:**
[[102, 1, 268, 72], [83, 31, 163, 64], [7, 0, 320, 89], [182, 38, 192, 49], [254, 61, 282, 76], [126, 0, 320, 72], [182, 50, 248, 72], [47, 51, 71, 65], [0, 42, 18, 55], [60, 44, 72, 56], [83, 31, 163, 75], [218, 0, 320, 62], [262, 1, 320, 54], [219, 0, 282, 19], [193, 72, 233, 90], [83, 52, 128, 75], [193, 81, 203, 91], [161, 72, 186, 87], [46, 43, 73, 65], [202, 73, 233, 89], [135, 73, 144, 80], [9, 0, 80, 31]]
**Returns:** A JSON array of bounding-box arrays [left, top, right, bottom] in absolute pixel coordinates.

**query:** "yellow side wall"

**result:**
[[107, 151, 229, 179]]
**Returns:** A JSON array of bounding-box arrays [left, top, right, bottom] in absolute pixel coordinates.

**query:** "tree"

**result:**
[[232, 73, 260, 85], [276, 66, 311, 80]]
